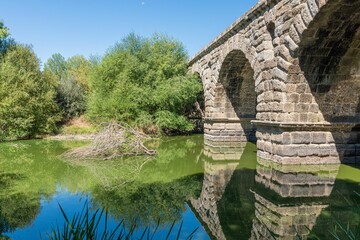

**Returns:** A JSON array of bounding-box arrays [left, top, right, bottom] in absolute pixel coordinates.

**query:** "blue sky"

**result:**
[[0, 0, 258, 65]]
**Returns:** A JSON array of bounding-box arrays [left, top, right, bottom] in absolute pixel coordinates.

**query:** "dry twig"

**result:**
[[63, 122, 156, 160]]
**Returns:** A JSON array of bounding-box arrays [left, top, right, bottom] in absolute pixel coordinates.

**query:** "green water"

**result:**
[[0, 135, 359, 239]]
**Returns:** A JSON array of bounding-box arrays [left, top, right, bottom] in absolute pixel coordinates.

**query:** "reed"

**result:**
[[46, 202, 198, 240]]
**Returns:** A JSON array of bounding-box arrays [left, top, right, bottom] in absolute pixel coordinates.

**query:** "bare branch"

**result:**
[[63, 122, 156, 160]]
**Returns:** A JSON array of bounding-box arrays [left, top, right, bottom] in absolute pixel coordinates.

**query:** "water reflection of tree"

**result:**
[[0, 140, 90, 237], [0, 140, 90, 196], [0, 172, 40, 238], [91, 174, 202, 227], [0, 135, 206, 234], [87, 135, 205, 227], [217, 168, 256, 240]]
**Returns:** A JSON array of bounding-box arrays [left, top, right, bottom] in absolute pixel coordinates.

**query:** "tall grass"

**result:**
[[328, 191, 360, 240], [307, 191, 360, 240], [45, 203, 198, 240]]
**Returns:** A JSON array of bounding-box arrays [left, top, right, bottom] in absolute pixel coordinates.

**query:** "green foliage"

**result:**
[[92, 175, 202, 227], [0, 45, 60, 140], [60, 124, 97, 135], [0, 22, 15, 58], [0, 22, 8, 39], [155, 111, 193, 132], [44, 54, 93, 122], [87, 33, 202, 134]]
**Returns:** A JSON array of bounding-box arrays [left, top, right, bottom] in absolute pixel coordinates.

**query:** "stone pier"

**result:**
[[250, 158, 340, 239]]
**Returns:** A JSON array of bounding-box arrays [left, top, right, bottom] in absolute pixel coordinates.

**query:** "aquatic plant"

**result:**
[[46, 203, 198, 240], [306, 191, 360, 240], [328, 191, 360, 240]]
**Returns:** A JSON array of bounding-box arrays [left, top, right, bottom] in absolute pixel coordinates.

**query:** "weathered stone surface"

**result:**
[[189, 0, 360, 164]]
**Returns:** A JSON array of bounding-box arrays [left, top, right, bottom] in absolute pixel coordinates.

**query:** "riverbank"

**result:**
[[46, 134, 95, 141]]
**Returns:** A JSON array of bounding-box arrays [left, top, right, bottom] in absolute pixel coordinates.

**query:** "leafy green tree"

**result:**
[[44, 54, 92, 121], [87, 33, 202, 133], [43, 53, 67, 80], [0, 45, 60, 140], [0, 22, 15, 59]]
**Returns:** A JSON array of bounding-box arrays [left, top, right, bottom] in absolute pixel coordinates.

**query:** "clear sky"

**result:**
[[0, 0, 258, 65]]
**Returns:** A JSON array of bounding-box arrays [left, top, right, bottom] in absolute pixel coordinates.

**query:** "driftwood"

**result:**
[[63, 122, 156, 160]]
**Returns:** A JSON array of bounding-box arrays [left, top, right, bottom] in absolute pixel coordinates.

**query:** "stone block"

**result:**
[[326, 133, 335, 144], [288, 93, 300, 103], [271, 79, 286, 91], [309, 103, 319, 113], [285, 113, 300, 122], [311, 132, 327, 144], [295, 103, 310, 113], [291, 132, 311, 144], [286, 83, 297, 92], [307, 113, 320, 122], [282, 145, 298, 157], [274, 67, 288, 82], [310, 184, 326, 196], [307, 0, 319, 17], [300, 113, 308, 122], [294, 10, 307, 33], [273, 91, 286, 102], [297, 145, 313, 157], [300, 93, 313, 103], [296, 84, 307, 93], [291, 185, 311, 197], [282, 102, 295, 112], [281, 132, 292, 144], [285, 35, 299, 53], [318, 145, 332, 157]]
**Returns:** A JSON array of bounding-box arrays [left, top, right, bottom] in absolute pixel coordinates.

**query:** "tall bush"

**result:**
[[0, 45, 60, 140], [87, 33, 202, 133], [44, 54, 92, 121]]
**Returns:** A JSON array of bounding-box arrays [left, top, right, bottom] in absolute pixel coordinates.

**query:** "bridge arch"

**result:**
[[219, 50, 256, 121], [298, 0, 360, 124], [205, 48, 257, 144], [296, 0, 360, 163]]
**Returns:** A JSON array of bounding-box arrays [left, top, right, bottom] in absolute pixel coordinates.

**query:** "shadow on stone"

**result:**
[[204, 49, 257, 145], [298, 0, 360, 164]]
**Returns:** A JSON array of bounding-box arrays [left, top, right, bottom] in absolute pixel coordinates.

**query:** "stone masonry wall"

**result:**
[[189, 0, 360, 164]]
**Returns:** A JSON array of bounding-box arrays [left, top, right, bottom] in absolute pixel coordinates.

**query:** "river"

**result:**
[[0, 135, 359, 239]]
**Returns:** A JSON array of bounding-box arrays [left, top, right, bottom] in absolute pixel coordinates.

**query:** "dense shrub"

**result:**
[[87, 33, 202, 133], [44, 54, 92, 122], [0, 45, 60, 140]]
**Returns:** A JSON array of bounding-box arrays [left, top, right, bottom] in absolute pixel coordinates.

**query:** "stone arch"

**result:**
[[298, 0, 360, 123], [206, 49, 257, 143], [220, 35, 258, 77], [296, 0, 360, 163], [219, 50, 256, 120]]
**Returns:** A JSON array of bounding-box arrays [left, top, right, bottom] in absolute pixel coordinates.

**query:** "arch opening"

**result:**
[[213, 49, 257, 143], [298, 0, 360, 163], [188, 72, 205, 133]]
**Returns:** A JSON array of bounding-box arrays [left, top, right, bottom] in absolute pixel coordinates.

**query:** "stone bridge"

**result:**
[[189, 0, 360, 164]]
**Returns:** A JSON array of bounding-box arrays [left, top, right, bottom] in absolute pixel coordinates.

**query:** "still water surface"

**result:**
[[0, 135, 359, 239]]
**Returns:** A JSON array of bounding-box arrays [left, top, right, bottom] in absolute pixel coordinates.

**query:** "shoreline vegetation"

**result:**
[[0, 22, 204, 144]]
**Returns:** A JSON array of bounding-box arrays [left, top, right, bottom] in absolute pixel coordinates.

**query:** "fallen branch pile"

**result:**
[[63, 122, 156, 160]]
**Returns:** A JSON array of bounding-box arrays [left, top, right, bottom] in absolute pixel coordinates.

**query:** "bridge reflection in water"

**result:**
[[190, 140, 359, 240]]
